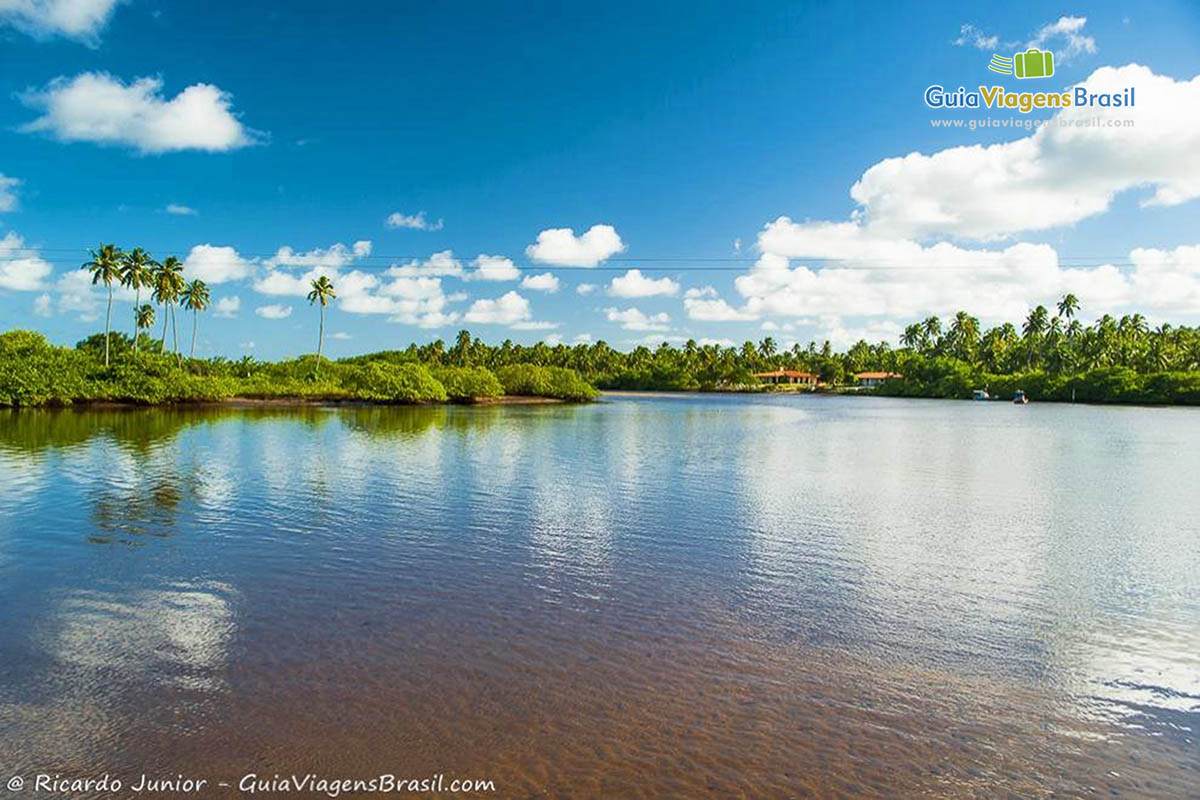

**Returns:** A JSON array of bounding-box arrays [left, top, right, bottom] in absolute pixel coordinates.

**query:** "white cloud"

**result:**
[[255, 304, 292, 320], [526, 224, 625, 267], [521, 272, 560, 292], [212, 296, 240, 318], [335, 267, 463, 329], [165, 203, 197, 215], [852, 65, 1200, 240], [185, 244, 255, 284], [329, 332, 352, 340], [254, 241, 373, 297], [545, 334, 563, 346], [0, 231, 52, 290], [576, 283, 597, 295], [1028, 15, 1096, 63], [953, 23, 999, 50], [0, 174, 19, 212], [464, 291, 533, 326], [19, 72, 259, 154], [0, 0, 122, 44], [387, 249, 463, 278], [818, 316, 905, 350], [734, 217, 1200, 323], [384, 211, 443, 231], [683, 287, 758, 321], [265, 240, 370, 270], [466, 254, 519, 281], [607, 268, 679, 298], [573, 333, 593, 343], [33, 292, 51, 316], [605, 307, 671, 331]]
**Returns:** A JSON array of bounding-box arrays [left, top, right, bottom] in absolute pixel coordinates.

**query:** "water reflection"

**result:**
[[0, 399, 1196, 795]]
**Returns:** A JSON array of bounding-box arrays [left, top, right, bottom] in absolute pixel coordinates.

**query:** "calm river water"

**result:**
[[0, 395, 1197, 797]]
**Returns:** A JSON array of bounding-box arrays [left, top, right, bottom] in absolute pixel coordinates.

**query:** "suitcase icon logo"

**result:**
[[988, 48, 1055, 79]]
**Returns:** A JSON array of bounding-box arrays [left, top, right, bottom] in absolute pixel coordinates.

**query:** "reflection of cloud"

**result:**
[[51, 582, 237, 691]]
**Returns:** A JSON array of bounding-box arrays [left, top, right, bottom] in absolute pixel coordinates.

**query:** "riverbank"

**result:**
[[0, 331, 598, 408], [75, 394, 566, 409]]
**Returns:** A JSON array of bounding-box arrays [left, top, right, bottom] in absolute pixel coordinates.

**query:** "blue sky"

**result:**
[[1, 1, 1199, 358]]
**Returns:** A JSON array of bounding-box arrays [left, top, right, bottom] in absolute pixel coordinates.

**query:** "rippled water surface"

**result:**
[[1, 395, 1197, 797]]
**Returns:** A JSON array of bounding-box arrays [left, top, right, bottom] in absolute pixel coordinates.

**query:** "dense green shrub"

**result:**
[[343, 362, 447, 403], [0, 331, 91, 406], [494, 364, 598, 401], [430, 366, 505, 401]]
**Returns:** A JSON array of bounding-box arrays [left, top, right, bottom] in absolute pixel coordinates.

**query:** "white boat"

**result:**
[[972, 389, 989, 401]]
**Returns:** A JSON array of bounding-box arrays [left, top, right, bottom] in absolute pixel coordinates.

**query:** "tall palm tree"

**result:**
[[136, 304, 156, 348], [180, 279, 211, 360], [120, 247, 155, 356], [81, 243, 124, 367], [152, 257, 186, 364], [1057, 293, 1080, 323], [307, 276, 336, 374]]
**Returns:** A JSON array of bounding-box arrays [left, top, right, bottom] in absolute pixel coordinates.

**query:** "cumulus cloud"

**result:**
[[165, 203, 197, 216], [0, 0, 122, 44], [607, 268, 679, 298], [683, 286, 758, 321], [0, 174, 20, 212], [853, 64, 1200, 240], [254, 241, 372, 296], [1027, 15, 1096, 63], [334, 267, 463, 329], [212, 296, 240, 318], [387, 249, 463, 278], [576, 283, 597, 295], [185, 244, 255, 284], [526, 224, 625, 267], [735, 216, 1200, 324], [33, 292, 52, 316], [0, 231, 52, 290], [19, 72, 260, 154], [255, 304, 292, 320], [521, 272, 560, 292], [605, 307, 671, 331], [385, 211, 443, 231], [466, 254, 519, 281], [464, 291, 534, 326]]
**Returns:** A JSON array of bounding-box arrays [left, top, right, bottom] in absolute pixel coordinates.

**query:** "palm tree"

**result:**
[[136, 304, 156, 348], [1057, 293, 1080, 322], [81, 243, 124, 366], [120, 248, 155, 356], [307, 276, 336, 374], [180, 279, 211, 360], [152, 257, 186, 364]]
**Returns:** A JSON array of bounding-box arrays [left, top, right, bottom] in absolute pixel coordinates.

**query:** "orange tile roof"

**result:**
[[854, 371, 902, 379]]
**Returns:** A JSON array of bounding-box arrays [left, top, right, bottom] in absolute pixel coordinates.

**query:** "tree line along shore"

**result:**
[[3, 241, 1199, 409]]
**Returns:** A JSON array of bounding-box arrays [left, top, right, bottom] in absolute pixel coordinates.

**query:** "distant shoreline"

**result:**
[[21, 395, 567, 411]]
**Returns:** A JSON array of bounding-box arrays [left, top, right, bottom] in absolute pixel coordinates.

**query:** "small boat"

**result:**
[[972, 388, 990, 401], [1013, 390, 1028, 405]]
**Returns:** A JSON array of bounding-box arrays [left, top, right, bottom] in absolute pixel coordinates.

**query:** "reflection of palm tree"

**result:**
[[82, 243, 123, 366], [180, 279, 211, 360], [307, 276, 336, 375], [120, 248, 155, 356]]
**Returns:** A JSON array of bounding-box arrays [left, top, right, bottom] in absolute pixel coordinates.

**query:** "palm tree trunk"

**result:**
[[172, 305, 180, 367], [191, 310, 198, 359], [316, 303, 325, 376], [132, 288, 140, 356], [160, 302, 169, 349], [104, 285, 113, 367]]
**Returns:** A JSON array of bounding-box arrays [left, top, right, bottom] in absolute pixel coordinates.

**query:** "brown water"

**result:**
[[0, 396, 1197, 798]]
